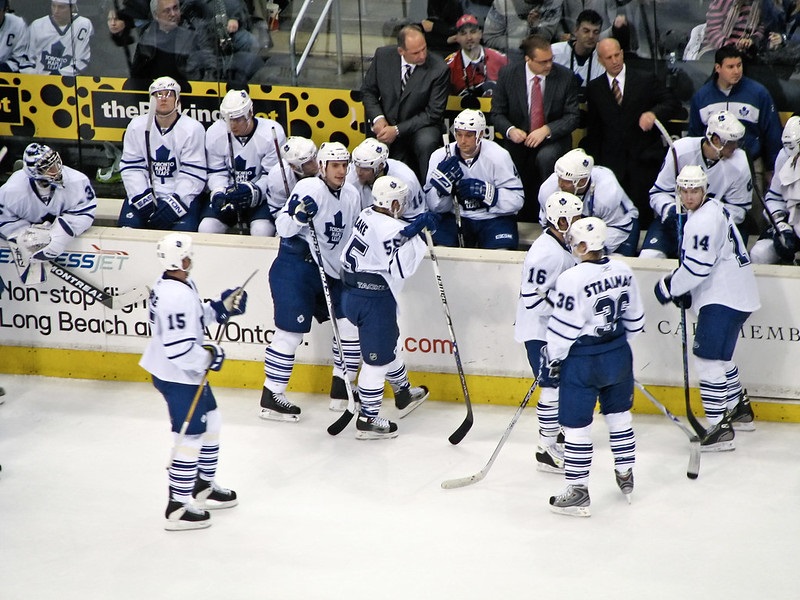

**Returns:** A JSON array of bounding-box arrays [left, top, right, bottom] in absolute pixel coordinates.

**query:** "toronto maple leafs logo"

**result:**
[[41, 40, 73, 73], [324, 211, 346, 246], [152, 145, 177, 182], [233, 155, 256, 184]]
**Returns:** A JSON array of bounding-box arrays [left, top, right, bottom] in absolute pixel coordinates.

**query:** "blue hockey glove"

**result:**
[[429, 155, 463, 197], [538, 346, 561, 388], [222, 287, 248, 316], [211, 189, 237, 218], [203, 343, 225, 371], [773, 221, 797, 262], [130, 189, 156, 220], [287, 195, 318, 225], [400, 212, 441, 238], [226, 181, 260, 209], [455, 178, 496, 210], [661, 204, 678, 229], [149, 194, 188, 229], [654, 273, 691, 309]]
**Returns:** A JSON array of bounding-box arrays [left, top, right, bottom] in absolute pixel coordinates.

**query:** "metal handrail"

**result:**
[[289, 0, 344, 86]]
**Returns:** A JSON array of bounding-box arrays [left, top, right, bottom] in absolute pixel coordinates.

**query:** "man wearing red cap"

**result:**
[[445, 14, 508, 98]]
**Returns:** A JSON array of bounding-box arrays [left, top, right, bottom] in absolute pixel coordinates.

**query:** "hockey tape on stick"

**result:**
[[424, 229, 473, 444], [442, 378, 538, 489], [0, 146, 7, 164], [634, 381, 700, 480]]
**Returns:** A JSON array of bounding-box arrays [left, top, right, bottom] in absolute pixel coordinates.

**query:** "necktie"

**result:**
[[401, 64, 412, 93], [612, 78, 623, 105], [530, 76, 544, 131]]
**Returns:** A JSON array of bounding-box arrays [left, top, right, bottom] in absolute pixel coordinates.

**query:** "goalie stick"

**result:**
[[634, 380, 701, 480], [441, 379, 538, 489]]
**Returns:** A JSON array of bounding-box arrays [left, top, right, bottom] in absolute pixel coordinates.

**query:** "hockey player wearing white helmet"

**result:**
[[424, 108, 524, 249], [640, 110, 752, 259], [515, 191, 583, 474], [0, 143, 96, 266], [259, 141, 364, 419], [542, 216, 645, 517], [119, 76, 207, 232], [140, 232, 248, 531], [340, 176, 438, 438], [265, 136, 318, 215], [199, 89, 286, 236], [537, 148, 640, 255]]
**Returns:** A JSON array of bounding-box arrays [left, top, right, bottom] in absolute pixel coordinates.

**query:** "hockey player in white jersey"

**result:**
[[515, 191, 582, 473], [538, 148, 639, 255], [0, 143, 95, 272], [424, 109, 524, 249], [750, 116, 800, 265], [26, 0, 93, 75], [654, 166, 760, 451], [542, 217, 645, 517], [340, 176, 437, 438], [264, 136, 318, 217], [346, 138, 428, 219], [640, 110, 752, 259], [0, 1, 32, 72], [199, 89, 286, 236], [140, 233, 247, 531], [259, 142, 363, 420], [118, 77, 207, 232]]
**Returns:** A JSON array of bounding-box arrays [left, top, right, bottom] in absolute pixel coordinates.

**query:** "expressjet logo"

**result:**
[[91, 90, 288, 129], [0, 85, 22, 124], [0, 244, 131, 273]]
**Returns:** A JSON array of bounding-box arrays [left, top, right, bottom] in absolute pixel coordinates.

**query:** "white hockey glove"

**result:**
[[19, 223, 52, 255]]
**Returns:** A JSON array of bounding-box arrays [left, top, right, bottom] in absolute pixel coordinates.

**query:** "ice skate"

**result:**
[[394, 385, 428, 418], [259, 387, 301, 422], [355, 415, 399, 440], [535, 444, 564, 474], [329, 376, 357, 412], [701, 420, 735, 452], [549, 484, 591, 517], [615, 468, 634, 503], [727, 390, 755, 432], [192, 478, 238, 509], [165, 499, 211, 531]]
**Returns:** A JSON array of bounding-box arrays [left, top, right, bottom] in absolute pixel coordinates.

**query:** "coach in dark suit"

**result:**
[[583, 37, 680, 228], [491, 35, 580, 222], [361, 24, 450, 182]]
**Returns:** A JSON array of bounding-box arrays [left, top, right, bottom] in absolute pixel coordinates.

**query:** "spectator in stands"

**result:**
[[551, 9, 605, 104], [420, 0, 462, 55], [445, 13, 508, 99], [26, 0, 94, 75], [698, 0, 766, 59], [482, 0, 562, 55], [583, 37, 680, 228], [0, 0, 32, 72], [361, 24, 450, 183], [490, 34, 580, 222]]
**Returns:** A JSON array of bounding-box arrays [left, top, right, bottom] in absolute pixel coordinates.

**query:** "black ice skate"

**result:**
[[165, 499, 211, 531], [393, 384, 429, 418], [329, 376, 358, 412], [701, 420, 735, 452], [727, 390, 755, 432], [535, 444, 564, 474], [549, 484, 591, 517], [355, 415, 399, 440], [192, 478, 238, 509], [259, 387, 301, 422]]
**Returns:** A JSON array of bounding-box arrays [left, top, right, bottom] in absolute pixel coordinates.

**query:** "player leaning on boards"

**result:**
[[654, 166, 760, 451], [140, 233, 247, 531], [340, 176, 436, 439], [542, 217, 645, 517]]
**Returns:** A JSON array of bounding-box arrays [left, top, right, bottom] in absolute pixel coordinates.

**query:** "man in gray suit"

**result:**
[[491, 35, 580, 221], [361, 24, 450, 182]]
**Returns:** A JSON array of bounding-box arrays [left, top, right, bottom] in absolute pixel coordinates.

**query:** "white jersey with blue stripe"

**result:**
[[346, 158, 428, 219]]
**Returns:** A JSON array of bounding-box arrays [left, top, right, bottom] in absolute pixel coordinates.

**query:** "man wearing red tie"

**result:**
[[491, 34, 580, 222]]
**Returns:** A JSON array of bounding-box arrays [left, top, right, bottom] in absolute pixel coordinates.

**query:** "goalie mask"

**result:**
[[23, 143, 64, 188], [371, 175, 408, 218], [156, 233, 193, 272], [352, 138, 389, 175], [545, 191, 583, 234], [567, 216, 606, 254], [281, 136, 318, 177], [555, 149, 593, 195]]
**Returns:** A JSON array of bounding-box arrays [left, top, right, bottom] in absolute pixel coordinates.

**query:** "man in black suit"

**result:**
[[490, 35, 580, 222], [583, 37, 681, 228], [361, 24, 450, 182]]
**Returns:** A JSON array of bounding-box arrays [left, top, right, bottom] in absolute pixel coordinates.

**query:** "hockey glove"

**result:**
[[773, 221, 797, 262], [203, 343, 225, 371], [400, 212, 441, 238], [455, 179, 496, 210], [211, 188, 237, 218], [429, 155, 463, 197], [654, 273, 692, 309], [538, 346, 561, 388], [223, 287, 248, 316], [226, 181, 261, 209], [661, 204, 678, 230], [19, 224, 52, 255], [287, 195, 318, 225], [130, 189, 156, 221], [149, 194, 188, 229]]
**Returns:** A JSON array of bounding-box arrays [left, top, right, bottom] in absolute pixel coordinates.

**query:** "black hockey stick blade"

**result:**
[[447, 412, 474, 445], [327, 408, 355, 436]]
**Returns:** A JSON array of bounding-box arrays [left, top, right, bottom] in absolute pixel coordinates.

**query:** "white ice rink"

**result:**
[[0, 374, 797, 599]]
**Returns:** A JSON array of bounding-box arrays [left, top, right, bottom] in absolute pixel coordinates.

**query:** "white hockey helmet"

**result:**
[[318, 141, 350, 171], [372, 175, 409, 217], [555, 148, 593, 192], [149, 76, 181, 99], [220, 89, 253, 123], [781, 116, 800, 155], [545, 191, 583, 233], [23, 143, 63, 186], [452, 109, 487, 136], [352, 138, 389, 173], [281, 136, 318, 174], [676, 164, 708, 191], [705, 110, 745, 144], [156, 232, 193, 271], [567, 216, 606, 253]]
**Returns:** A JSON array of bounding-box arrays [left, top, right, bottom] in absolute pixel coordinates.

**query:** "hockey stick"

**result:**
[[167, 269, 257, 469], [424, 229, 473, 444], [272, 127, 291, 197], [634, 380, 700, 480], [225, 130, 247, 235], [442, 132, 465, 248], [441, 378, 538, 489], [653, 118, 706, 440]]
